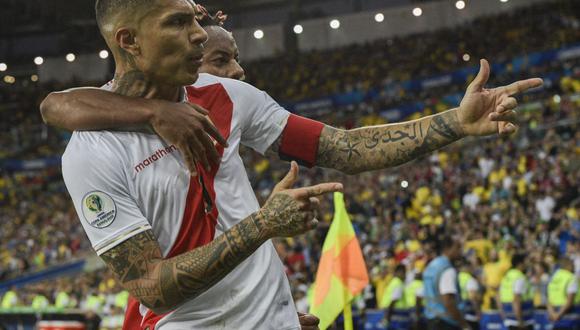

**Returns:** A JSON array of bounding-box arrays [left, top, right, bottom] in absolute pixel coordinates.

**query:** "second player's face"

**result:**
[[135, 0, 208, 86], [201, 26, 245, 80]]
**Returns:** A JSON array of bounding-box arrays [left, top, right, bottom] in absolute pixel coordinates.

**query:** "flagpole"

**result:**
[[343, 303, 353, 330]]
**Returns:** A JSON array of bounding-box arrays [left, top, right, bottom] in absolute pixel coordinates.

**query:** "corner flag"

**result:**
[[310, 192, 369, 330]]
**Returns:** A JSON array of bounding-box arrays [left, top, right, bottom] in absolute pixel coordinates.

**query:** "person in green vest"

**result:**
[[114, 289, 130, 311], [498, 253, 534, 330], [84, 289, 104, 314], [381, 264, 411, 330], [31, 287, 51, 311], [54, 281, 77, 310], [404, 272, 424, 330], [1, 286, 19, 310], [458, 261, 481, 330], [547, 257, 580, 330]]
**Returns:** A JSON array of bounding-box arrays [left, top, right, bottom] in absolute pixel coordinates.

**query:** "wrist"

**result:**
[[451, 108, 467, 138], [251, 210, 272, 240], [143, 98, 163, 126]]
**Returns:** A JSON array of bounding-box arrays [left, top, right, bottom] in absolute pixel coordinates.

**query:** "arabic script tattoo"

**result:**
[[317, 109, 463, 174]]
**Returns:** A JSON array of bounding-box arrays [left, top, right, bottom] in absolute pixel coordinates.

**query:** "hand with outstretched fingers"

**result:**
[[458, 59, 543, 136], [260, 161, 343, 238]]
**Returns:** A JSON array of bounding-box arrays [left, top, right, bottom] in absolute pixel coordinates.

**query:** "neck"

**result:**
[[112, 66, 181, 102]]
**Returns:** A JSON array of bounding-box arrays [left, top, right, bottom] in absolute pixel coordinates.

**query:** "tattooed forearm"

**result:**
[[316, 109, 464, 174], [101, 212, 271, 314]]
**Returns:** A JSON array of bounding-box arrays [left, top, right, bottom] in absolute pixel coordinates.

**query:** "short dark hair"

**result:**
[[95, 0, 154, 30], [559, 257, 573, 269], [395, 264, 406, 274], [511, 253, 526, 268], [440, 234, 458, 252]]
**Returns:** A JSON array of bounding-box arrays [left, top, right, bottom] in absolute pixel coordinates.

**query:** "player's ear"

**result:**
[[115, 27, 141, 57]]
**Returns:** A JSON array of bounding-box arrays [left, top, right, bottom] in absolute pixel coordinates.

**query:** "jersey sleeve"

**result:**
[[513, 278, 526, 295], [62, 132, 152, 256], [416, 285, 425, 298], [466, 278, 479, 292], [568, 278, 579, 294], [391, 286, 403, 301], [439, 268, 458, 295], [238, 85, 291, 155]]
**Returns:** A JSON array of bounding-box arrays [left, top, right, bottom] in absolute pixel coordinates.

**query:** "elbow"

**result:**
[[39, 92, 61, 125]]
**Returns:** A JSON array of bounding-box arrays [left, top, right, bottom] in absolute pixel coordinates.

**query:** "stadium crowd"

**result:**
[[1, 0, 579, 328], [244, 0, 580, 102]]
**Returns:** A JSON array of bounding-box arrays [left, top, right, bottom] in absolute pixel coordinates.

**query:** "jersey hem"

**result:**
[[95, 223, 152, 256]]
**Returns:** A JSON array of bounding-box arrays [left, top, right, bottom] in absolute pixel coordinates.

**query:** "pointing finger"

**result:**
[[503, 78, 543, 96], [296, 182, 343, 198], [467, 59, 490, 93]]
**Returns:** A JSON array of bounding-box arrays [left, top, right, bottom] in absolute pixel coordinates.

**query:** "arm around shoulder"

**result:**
[[40, 87, 155, 131]]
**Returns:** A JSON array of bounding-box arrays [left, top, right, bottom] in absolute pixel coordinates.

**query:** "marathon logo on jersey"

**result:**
[[81, 191, 117, 228], [134, 145, 178, 173]]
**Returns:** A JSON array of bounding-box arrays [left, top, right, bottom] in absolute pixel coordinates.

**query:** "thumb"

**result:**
[[467, 59, 490, 93], [273, 161, 299, 193]]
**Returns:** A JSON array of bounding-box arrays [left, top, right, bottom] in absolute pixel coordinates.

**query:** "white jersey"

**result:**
[[62, 74, 298, 330]]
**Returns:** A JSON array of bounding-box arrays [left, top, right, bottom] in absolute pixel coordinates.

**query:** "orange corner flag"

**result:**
[[309, 192, 369, 330]]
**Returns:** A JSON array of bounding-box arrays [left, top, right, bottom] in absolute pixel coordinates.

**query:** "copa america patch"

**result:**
[[81, 191, 117, 228]]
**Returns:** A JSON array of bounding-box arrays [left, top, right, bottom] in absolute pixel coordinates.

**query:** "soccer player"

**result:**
[[55, 1, 342, 329], [41, 0, 543, 329]]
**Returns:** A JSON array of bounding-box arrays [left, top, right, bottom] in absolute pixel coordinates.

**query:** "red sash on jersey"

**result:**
[[122, 84, 233, 330]]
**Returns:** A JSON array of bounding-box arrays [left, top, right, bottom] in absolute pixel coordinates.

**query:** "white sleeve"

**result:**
[[62, 132, 152, 256], [235, 82, 291, 154], [466, 278, 479, 293], [391, 286, 403, 301], [416, 285, 425, 298], [513, 278, 526, 295], [439, 268, 458, 295], [567, 279, 578, 295]]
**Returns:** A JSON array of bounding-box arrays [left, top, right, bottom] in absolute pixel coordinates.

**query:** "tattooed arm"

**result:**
[[276, 60, 542, 174], [101, 213, 268, 314], [316, 109, 463, 174], [101, 166, 342, 314]]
